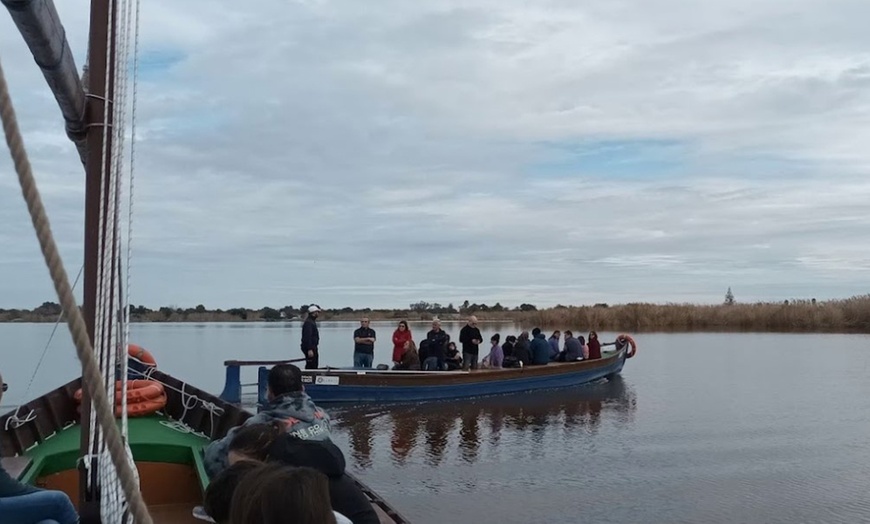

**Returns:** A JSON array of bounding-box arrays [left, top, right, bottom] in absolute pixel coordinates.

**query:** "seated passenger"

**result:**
[[587, 331, 602, 360], [502, 335, 516, 358], [204, 363, 331, 477], [482, 334, 504, 368], [445, 342, 462, 371], [230, 462, 351, 524], [559, 330, 582, 361], [203, 461, 261, 523], [508, 332, 532, 367], [228, 422, 379, 524], [0, 372, 78, 524], [548, 331, 561, 361], [392, 340, 421, 371], [529, 327, 550, 365], [424, 320, 449, 371]]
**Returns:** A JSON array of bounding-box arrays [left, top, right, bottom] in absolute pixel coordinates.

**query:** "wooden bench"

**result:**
[[1, 456, 33, 480]]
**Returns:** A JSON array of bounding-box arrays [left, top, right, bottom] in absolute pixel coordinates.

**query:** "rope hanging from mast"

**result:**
[[0, 55, 154, 524]]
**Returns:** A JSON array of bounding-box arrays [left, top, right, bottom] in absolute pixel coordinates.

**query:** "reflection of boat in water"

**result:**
[[331, 376, 637, 468]]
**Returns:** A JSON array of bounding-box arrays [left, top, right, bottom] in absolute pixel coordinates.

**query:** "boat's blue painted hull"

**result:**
[[303, 352, 627, 403]]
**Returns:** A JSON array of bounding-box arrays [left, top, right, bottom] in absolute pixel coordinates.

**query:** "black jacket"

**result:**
[[267, 435, 379, 524], [459, 325, 483, 356], [301, 316, 320, 355], [426, 329, 449, 361]]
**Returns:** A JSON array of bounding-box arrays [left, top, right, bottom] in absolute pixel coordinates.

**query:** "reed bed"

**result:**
[[511, 295, 870, 333]]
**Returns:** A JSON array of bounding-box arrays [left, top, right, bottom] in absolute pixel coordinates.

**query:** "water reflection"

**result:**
[[333, 377, 636, 469]]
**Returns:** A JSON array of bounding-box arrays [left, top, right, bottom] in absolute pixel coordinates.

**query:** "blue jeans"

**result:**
[[353, 352, 373, 368], [422, 357, 446, 371], [0, 489, 79, 524]]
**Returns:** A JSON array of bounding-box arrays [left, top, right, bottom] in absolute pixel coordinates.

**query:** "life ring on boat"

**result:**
[[73, 380, 166, 417], [75, 393, 167, 418], [128, 344, 157, 367], [618, 334, 637, 358]]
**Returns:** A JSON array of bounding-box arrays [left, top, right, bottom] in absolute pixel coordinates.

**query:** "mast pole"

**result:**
[[79, 0, 116, 520]]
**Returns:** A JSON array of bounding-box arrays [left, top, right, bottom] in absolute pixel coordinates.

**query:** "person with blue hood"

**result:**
[[529, 327, 551, 365], [204, 363, 332, 477]]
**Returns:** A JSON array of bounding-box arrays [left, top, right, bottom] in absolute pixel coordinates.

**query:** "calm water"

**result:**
[[2, 322, 870, 523]]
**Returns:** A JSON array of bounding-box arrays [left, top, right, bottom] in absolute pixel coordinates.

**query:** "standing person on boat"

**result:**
[[204, 364, 332, 477], [424, 319, 449, 371], [0, 374, 79, 524], [587, 330, 602, 360], [391, 321, 413, 366], [530, 327, 551, 365], [548, 330, 562, 361], [301, 305, 322, 369], [352, 318, 377, 369], [458, 315, 483, 370]]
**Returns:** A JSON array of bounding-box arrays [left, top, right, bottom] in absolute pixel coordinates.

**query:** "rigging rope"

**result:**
[[0, 56, 153, 524]]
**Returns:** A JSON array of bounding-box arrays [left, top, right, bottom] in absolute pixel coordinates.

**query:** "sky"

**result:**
[[0, 0, 868, 310]]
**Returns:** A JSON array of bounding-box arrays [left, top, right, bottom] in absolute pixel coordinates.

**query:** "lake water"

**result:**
[[2, 322, 870, 523]]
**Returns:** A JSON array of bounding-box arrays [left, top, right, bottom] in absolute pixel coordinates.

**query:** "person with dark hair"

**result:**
[[229, 463, 350, 524], [392, 339, 420, 371], [204, 364, 332, 477], [587, 330, 602, 360], [512, 331, 532, 366], [502, 335, 516, 358], [530, 327, 550, 365], [548, 330, 561, 361], [444, 342, 462, 371], [482, 334, 503, 368], [301, 305, 321, 369], [391, 321, 412, 366], [559, 330, 582, 361], [0, 371, 79, 524], [225, 424, 378, 524], [202, 461, 260, 523]]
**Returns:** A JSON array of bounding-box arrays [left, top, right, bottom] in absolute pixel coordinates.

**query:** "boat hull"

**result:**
[[301, 349, 627, 403]]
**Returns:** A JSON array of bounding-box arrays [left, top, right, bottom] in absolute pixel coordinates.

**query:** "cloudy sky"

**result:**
[[1, 0, 868, 310]]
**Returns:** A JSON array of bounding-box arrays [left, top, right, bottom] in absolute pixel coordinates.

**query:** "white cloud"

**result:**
[[0, 0, 868, 310]]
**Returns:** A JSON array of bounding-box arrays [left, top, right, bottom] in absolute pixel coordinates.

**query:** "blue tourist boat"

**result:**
[[220, 342, 635, 405]]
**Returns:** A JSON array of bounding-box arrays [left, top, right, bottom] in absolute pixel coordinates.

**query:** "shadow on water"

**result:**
[[329, 377, 637, 469]]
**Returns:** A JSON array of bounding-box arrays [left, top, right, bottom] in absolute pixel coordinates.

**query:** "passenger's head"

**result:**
[[397, 320, 408, 331], [506, 335, 517, 344], [551, 330, 561, 338], [204, 461, 260, 524], [447, 341, 457, 351], [228, 421, 283, 465], [229, 463, 336, 524], [491, 334, 500, 344], [432, 319, 441, 331], [467, 315, 478, 326], [360, 317, 370, 327], [306, 304, 321, 319], [564, 330, 573, 338], [405, 339, 417, 353], [578, 335, 586, 345], [519, 331, 529, 341], [532, 327, 541, 338], [267, 364, 302, 399], [589, 330, 598, 340]]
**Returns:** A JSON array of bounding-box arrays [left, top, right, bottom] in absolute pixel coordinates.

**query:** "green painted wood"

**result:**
[[21, 415, 211, 484]]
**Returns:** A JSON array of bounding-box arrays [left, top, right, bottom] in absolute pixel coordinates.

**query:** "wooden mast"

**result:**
[[79, 0, 117, 520]]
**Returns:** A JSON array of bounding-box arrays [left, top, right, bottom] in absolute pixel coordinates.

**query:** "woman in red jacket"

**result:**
[[391, 321, 413, 364]]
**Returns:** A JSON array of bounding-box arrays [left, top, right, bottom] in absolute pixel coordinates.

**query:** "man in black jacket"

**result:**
[[301, 305, 321, 369], [458, 315, 483, 370], [424, 319, 449, 371]]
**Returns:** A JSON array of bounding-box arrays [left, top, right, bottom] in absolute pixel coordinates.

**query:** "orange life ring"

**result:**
[[74, 380, 165, 403], [128, 344, 157, 367], [75, 393, 166, 418], [618, 334, 637, 358]]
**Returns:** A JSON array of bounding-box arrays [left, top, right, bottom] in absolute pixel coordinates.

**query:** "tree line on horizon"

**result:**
[[1, 292, 868, 333]]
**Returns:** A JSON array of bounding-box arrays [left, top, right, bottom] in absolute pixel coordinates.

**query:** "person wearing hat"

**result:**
[[0, 372, 79, 523], [301, 305, 321, 369]]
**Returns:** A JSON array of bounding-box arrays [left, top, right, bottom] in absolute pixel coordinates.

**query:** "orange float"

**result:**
[[74, 379, 167, 417], [618, 334, 637, 358], [128, 344, 157, 366]]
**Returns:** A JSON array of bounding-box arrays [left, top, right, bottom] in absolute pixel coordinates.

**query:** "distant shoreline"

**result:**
[[3, 295, 868, 333]]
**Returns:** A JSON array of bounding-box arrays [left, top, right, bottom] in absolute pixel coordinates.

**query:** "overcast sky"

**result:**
[[1, 0, 868, 310]]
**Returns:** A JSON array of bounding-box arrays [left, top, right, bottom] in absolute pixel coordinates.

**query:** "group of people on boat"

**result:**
[[389, 317, 622, 371]]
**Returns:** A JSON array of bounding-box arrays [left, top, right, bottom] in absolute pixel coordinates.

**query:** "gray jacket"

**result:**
[[203, 392, 332, 477]]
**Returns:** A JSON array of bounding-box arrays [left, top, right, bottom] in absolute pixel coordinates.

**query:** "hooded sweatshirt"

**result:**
[[530, 333, 551, 365], [267, 435, 380, 524], [203, 392, 331, 477]]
